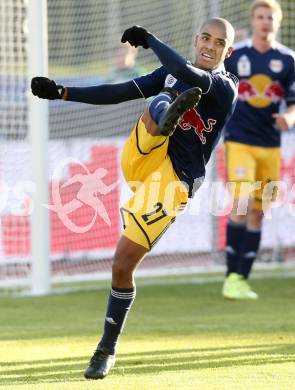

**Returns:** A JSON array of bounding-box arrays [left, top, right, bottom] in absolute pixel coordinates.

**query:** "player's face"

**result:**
[[194, 24, 233, 70], [251, 6, 280, 41]]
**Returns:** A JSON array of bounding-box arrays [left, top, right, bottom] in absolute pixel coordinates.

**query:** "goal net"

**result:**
[[1, 0, 295, 292]]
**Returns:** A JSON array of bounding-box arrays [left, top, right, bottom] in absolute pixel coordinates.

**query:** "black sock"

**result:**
[[99, 286, 136, 354], [225, 219, 246, 276], [238, 229, 261, 279]]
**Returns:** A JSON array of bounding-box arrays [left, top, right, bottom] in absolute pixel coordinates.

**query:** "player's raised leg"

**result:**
[[120, 89, 175, 186], [121, 86, 202, 186], [158, 87, 202, 136], [141, 86, 202, 137]]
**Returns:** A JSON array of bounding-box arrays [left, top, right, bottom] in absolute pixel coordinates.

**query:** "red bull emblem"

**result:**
[[178, 108, 217, 144], [238, 75, 284, 108]]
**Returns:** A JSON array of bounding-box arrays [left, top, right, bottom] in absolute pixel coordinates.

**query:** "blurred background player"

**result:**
[[31, 18, 237, 379], [223, 0, 295, 300], [105, 43, 144, 82]]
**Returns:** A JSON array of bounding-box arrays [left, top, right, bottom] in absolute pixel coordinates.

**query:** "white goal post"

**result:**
[[27, 0, 50, 295]]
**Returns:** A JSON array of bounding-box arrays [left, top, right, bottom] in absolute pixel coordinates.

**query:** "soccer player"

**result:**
[[222, 0, 295, 300], [31, 19, 237, 379]]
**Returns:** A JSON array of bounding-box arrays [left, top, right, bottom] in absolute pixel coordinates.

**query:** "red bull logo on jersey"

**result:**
[[178, 108, 217, 145], [238, 74, 284, 108]]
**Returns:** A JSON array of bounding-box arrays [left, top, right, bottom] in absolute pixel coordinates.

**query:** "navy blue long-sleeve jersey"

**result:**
[[67, 35, 238, 196], [224, 39, 295, 147]]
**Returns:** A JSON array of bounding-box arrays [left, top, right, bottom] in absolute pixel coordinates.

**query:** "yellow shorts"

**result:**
[[121, 117, 188, 250], [225, 141, 281, 210]]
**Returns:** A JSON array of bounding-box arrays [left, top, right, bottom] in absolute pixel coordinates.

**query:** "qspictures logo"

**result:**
[[46, 158, 120, 233]]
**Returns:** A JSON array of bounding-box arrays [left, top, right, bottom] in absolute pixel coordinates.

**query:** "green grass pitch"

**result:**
[[1, 273, 295, 390]]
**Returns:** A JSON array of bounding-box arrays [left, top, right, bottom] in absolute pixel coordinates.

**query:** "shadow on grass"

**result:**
[[1, 343, 294, 385]]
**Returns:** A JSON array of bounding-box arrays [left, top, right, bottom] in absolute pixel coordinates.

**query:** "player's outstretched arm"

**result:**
[[121, 26, 211, 92], [31, 76, 143, 105]]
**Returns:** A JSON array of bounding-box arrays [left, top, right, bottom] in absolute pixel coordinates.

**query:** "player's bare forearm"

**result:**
[[286, 104, 295, 127], [272, 104, 295, 131]]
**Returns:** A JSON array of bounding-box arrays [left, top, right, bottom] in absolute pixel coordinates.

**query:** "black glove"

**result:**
[[121, 26, 151, 49], [31, 77, 64, 100]]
